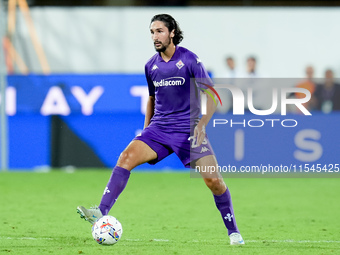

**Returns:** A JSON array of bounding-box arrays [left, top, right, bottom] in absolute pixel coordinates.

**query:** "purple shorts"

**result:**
[[133, 123, 214, 168]]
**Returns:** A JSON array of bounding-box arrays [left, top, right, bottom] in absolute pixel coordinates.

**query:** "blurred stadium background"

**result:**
[[1, 0, 340, 171]]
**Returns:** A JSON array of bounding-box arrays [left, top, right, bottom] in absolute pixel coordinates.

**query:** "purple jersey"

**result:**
[[145, 46, 212, 132]]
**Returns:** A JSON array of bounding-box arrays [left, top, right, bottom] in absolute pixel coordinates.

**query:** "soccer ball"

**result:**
[[91, 215, 123, 245]]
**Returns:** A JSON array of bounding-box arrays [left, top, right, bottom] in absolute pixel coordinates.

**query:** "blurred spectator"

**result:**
[[225, 56, 240, 81], [215, 56, 239, 113], [313, 69, 340, 113], [218, 55, 271, 113], [240, 56, 267, 110], [295, 65, 316, 112], [246, 56, 258, 77]]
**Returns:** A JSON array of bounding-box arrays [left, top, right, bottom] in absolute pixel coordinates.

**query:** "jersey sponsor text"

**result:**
[[153, 77, 185, 87]]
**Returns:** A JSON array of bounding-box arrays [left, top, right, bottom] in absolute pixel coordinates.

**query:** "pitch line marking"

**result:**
[[246, 240, 340, 243], [2, 237, 340, 244], [126, 239, 340, 244], [0, 236, 54, 240]]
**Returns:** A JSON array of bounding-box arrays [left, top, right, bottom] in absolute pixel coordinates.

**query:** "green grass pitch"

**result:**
[[0, 170, 339, 255]]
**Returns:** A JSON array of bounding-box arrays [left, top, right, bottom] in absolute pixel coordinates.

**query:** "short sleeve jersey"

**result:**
[[145, 46, 212, 132]]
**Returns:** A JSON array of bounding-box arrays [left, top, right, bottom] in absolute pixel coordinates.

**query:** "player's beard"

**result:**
[[154, 35, 172, 53]]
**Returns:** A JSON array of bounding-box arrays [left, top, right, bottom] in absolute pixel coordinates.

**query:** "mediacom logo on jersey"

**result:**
[[153, 77, 185, 87]]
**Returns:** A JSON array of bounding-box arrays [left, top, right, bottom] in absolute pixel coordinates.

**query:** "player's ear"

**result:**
[[170, 29, 175, 39]]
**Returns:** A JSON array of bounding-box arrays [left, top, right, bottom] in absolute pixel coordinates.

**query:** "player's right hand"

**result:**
[[193, 122, 206, 147]]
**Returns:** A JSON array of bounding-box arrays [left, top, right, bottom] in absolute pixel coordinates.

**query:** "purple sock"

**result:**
[[214, 188, 240, 235], [98, 166, 131, 215]]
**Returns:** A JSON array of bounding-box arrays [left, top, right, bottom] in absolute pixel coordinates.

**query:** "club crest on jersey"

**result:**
[[176, 60, 185, 69], [151, 64, 158, 71]]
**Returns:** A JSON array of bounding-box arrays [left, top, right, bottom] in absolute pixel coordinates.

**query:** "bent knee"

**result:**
[[204, 178, 226, 194], [117, 150, 137, 169], [204, 178, 221, 189]]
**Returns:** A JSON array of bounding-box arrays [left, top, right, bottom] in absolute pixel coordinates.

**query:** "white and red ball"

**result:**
[[91, 215, 123, 245]]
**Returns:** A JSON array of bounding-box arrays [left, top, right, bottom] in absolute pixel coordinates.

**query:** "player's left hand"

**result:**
[[194, 121, 206, 147]]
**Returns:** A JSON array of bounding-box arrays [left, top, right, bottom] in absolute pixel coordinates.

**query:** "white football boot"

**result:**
[[229, 232, 245, 245], [77, 206, 103, 225]]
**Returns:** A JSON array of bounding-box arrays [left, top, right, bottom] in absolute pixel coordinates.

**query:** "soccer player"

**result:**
[[77, 14, 244, 245]]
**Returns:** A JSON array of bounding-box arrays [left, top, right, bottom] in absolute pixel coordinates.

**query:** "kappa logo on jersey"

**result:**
[[176, 60, 185, 69], [153, 77, 185, 87], [151, 64, 158, 71], [196, 58, 202, 64], [224, 213, 234, 222], [200, 146, 210, 153]]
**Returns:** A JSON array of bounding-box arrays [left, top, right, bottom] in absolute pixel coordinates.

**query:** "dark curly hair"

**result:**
[[150, 14, 184, 45]]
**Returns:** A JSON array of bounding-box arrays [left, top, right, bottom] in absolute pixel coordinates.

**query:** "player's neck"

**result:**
[[160, 44, 176, 62]]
